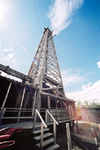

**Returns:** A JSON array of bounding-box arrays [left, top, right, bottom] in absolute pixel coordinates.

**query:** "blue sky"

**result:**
[[0, 0, 100, 103]]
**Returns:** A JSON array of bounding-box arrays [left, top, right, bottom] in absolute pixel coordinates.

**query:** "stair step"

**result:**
[[32, 128, 50, 134], [35, 124, 41, 128], [36, 138, 54, 148], [34, 133, 53, 141], [45, 144, 60, 150]]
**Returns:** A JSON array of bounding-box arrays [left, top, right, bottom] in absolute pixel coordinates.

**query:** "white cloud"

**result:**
[[8, 53, 13, 59], [0, 41, 1, 48], [66, 80, 100, 103], [3, 53, 14, 62], [33, 46, 38, 51], [2, 46, 14, 52], [12, 59, 16, 63], [48, 0, 84, 34], [61, 69, 86, 86], [82, 82, 92, 90], [1, 46, 14, 61], [97, 61, 100, 68], [23, 48, 28, 53]]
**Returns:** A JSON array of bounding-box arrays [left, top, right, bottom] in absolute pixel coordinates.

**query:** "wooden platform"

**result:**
[[0, 122, 34, 129], [0, 119, 74, 130]]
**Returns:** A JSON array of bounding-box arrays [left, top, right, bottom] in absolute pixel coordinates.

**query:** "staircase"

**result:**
[[32, 109, 60, 150]]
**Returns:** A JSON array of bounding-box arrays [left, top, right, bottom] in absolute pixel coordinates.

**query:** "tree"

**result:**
[[83, 100, 89, 108], [76, 100, 100, 108], [76, 101, 82, 118], [76, 101, 82, 109]]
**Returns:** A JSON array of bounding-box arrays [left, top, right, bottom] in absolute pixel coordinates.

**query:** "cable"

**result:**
[[33, 0, 42, 32], [56, 45, 70, 98], [38, 0, 45, 27], [0, 32, 41, 59]]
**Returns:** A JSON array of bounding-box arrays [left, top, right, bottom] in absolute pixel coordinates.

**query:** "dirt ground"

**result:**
[[56, 132, 85, 150], [6, 131, 85, 150], [4, 121, 98, 150]]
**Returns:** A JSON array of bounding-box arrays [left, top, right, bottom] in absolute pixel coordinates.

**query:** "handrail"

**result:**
[[33, 109, 47, 131], [46, 110, 58, 125], [36, 109, 47, 128], [46, 109, 58, 145], [33, 109, 47, 150]]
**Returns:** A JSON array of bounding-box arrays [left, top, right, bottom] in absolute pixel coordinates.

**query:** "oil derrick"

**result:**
[[28, 28, 66, 110]]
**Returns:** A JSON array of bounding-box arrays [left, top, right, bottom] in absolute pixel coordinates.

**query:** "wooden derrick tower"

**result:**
[[0, 27, 75, 127], [28, 27, 66, 110]]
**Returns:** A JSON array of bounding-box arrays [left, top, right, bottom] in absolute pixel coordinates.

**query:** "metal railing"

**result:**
[[46, 110, 58, 144], [33, 109, 47, 150], [0, 107, 34, 124], [44, 108, 71, 123], [0, 107, 74, 125]]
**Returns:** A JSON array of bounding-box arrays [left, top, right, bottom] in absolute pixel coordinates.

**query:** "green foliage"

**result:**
[[76, 101, 82, 109], [76, 100, 100, 108]]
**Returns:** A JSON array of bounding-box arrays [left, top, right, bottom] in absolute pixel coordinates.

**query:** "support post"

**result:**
[[66, 123, 72, 150], [61, 101, 63, 122], [40, 122, 44, 150], [61, 101, 63, 133], [33, 110, 37, 131], [17, 87, 26, 123], [32, 90, 37, 117], [1, 82, 12, 110], [45, 110, 48, 124], [91, 127, 98, 146], [53, 121, 56, 144], [0, 108, 6, 125], [56, 100, 57, 121], [76, 119, 78, 127], [47, 96, 50, 123], [48, 96, 50, 110], [98, 125, 100, 139], [0, 82, 12, 124]]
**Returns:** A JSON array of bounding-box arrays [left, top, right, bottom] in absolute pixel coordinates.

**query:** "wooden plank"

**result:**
[[56, 117, 62, 121], [50, 109, 55, 113], [45, 144, 60, 150], [36, 138, 54, 147], [0, 64, 32, 82], [32, 128, 50, 134], [41, 91, 68, 101], [0, 121, 33, 129], [34, 133, 53, 141], [66, 123, 72, 150], [2, 116, 34, 119]]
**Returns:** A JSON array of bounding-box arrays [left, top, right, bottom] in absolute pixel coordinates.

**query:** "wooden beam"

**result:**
[[66, 123, 72, 150], [41, 91, 67, 101], [43, 74, 60, 86], [0, 64, 32, 83]]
